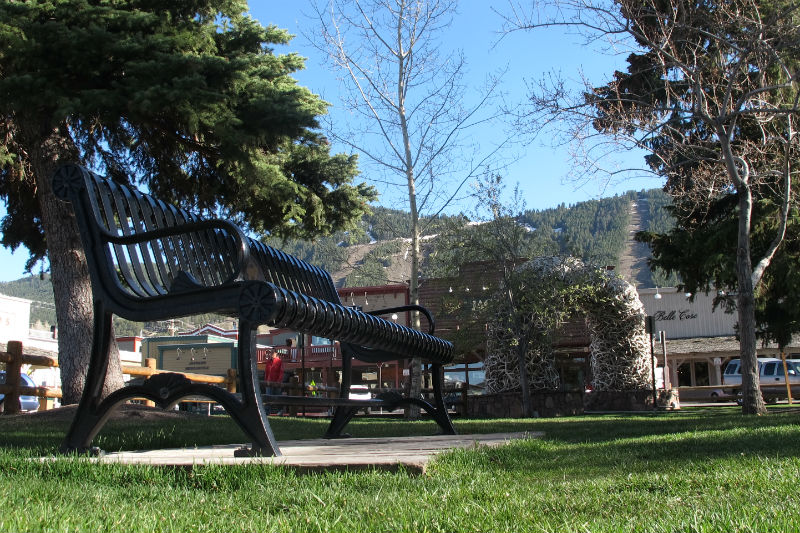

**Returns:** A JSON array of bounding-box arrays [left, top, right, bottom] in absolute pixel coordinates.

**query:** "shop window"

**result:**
[[559, 365, 585, 391], [677, 363, 692, 387], [694, 361, 709, 386]]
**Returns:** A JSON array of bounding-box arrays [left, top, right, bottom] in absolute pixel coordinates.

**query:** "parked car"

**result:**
[[0, 371, 40, 412], [348, 384, 371, 400], [707, 388, 725, 400], [348, 384, 372, 414], [723, 358, 800, 403]]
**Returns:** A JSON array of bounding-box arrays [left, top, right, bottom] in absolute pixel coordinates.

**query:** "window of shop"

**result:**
[[678, 363, 692, 386], [559, 364, 586, 392], [694, 361, 710, 386]]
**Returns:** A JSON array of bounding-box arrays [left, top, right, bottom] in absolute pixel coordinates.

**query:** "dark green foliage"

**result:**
[[343, 240, 408, 287], [754, 219, 800, 348], [363, 207, 414, 241], [0, 0, 375, 264], [639, 189, 676, 236], [637, 194, 740, 303], [637, 189, 680, 287], [363, 206, 459, 241], [427, 192, 642, 279], [519, 193, 635, 267], [344, 254, 390, 287]]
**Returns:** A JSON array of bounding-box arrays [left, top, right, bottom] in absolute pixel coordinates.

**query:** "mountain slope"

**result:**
[[0, 188, 674, 329]]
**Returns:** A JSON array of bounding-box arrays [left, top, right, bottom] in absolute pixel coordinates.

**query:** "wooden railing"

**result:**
[[0, 340, 237, 414], [2, 339, 467, 416], [0, 341, 62, 415]]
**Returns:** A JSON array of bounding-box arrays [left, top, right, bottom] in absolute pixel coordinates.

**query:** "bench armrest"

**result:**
[[99, 218, 251, 287], [367, 305, 436, 335]]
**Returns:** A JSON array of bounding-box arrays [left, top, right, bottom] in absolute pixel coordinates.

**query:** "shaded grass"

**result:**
[[1, 406, 799, 532]]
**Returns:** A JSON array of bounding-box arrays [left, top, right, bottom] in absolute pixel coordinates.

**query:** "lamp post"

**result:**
[[646, 315, 657, 409]]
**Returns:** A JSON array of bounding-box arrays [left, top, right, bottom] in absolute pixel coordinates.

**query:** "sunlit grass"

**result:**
[[1, 406, 798, 532]]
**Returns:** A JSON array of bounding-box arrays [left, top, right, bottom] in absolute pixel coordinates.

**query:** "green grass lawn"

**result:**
[[1, 406, 798, 532]]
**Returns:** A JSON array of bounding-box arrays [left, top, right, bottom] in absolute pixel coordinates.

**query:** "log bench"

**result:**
[[52, 164, 455, 456]]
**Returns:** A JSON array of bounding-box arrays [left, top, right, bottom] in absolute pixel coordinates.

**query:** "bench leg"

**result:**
[[431, 363, 456, 435], [233, 322, 281, 456], [60, 304, 116, 455], [323, 354, 456, 438], [60, 309, 282, 456], [325, 349, 356, 438], [324, 406, 359, 438]]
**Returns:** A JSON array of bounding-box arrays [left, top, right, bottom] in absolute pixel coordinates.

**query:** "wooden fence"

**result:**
[[2, 340, 467, 417], [0, 340, 237, 415]]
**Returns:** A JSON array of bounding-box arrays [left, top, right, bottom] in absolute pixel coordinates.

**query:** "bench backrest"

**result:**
[[53, 164, 344, 307], [53, 164, 248, 302], [248, 239, 341, 304], [53, 164, 454, 364]]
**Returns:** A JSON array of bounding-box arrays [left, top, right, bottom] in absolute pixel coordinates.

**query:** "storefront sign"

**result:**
[[654, 309, 699, 321]]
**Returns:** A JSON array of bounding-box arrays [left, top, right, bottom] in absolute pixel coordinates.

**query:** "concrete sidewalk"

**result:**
[[94, 432, 538, 473]]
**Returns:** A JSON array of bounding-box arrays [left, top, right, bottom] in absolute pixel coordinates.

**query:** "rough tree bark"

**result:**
[[23, 121, 124, 403]]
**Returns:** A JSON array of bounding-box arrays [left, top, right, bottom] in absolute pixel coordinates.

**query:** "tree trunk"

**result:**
[[736, 183, 767, 415], [24, 122, 125, 404], [404, 164, 423, 419], [516, 332, 532, 417], [397, 18, 422, 419]]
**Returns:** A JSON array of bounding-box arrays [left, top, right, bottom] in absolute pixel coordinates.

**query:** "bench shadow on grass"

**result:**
[[1, 405, 798, 461]]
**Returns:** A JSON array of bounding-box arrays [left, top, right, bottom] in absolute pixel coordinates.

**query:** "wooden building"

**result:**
[[639, 287, 800, 398]]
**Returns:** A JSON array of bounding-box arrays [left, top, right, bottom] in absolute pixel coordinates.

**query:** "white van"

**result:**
[[722, 357, 800, 402]]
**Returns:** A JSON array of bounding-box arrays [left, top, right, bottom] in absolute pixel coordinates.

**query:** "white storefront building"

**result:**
[[0, 293, 141, 403], [638, 287, 799, 398]]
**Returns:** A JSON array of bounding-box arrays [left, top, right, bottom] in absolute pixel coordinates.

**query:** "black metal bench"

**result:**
[[52, 164, 455, 456]]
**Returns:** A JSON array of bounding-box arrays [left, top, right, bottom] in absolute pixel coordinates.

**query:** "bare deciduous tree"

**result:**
[[501, 0, 799, 414], [309, 0, 507, 415]]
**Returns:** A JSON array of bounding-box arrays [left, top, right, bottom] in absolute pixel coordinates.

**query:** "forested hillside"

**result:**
[[637, 189, 680, 287], [519, 192, 637, 267], [0, 189, 675, 332]]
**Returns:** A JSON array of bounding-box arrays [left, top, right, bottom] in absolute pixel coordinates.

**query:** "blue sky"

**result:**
[[0, 2, 662, 282], [250, 3, 660, 211]]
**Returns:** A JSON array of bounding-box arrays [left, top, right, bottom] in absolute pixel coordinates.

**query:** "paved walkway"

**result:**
[[95, 432, 538, 473]]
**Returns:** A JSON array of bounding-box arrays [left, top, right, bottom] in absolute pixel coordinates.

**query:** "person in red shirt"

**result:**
[[268, 351, 283, 392], [268, 343, 288, 415], [263, 350, 274, 390]]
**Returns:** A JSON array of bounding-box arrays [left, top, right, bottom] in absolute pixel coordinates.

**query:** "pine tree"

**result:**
[[0, 1, 375, 402]]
